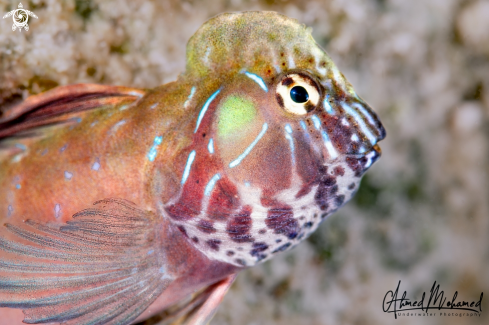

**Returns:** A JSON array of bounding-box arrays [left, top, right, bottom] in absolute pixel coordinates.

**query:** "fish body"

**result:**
[[0, 11, 385, 325]]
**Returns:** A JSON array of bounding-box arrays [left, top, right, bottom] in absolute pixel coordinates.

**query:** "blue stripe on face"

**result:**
[[320, 130, 338, 159], [341, 103, 377, 145], [323, 95, 335, 114], [300, 120, 311, 141], [181, 150, 196, 185], [229, 123, 268, 168], [351, 102, 377, 129], [311, 115, 338, 159], [311, 115, 321, 129], [204, 173, 221, 196], [194, 89, 220, 133], [244, 72, 268, 92]]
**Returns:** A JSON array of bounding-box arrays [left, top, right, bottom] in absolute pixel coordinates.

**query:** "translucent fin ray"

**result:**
[[0, 198, 172, 325]]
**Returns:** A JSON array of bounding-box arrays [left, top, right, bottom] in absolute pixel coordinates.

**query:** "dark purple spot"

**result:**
[[250, 242, 269, 257], [334, 166, 345, 176], [235, 258, 246, 266], [276, 239, 282, 243], [177, 225, 188, 237], [272, 242, 291, 253], [330, 185, 338, 194], [226, 206, 254, 243], [276, 93, 284, 108], [258, 229, 267, 234], [192, 236, 199, 243], [265, 205, 300, 240], [335, 195, 345, 206], [348, 183, 356, 190], [197, 219, 216, 234], [206, 239, 221, 251], [303, 222, 313, 228], [320, 175, 336, 187], [226, 250, 235, 256], [282, 77, 294, 86], [346, 156, 368, 177], [299, 216, 305, 220]]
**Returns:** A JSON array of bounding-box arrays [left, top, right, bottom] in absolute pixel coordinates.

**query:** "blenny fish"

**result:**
[[0, 11, 385, 325]]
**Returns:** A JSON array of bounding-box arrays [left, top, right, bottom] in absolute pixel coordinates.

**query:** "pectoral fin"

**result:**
[[0, 198, 171, 325]]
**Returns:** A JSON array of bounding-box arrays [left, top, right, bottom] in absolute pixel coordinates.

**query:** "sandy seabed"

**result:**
[[1, 0, 488, 325]]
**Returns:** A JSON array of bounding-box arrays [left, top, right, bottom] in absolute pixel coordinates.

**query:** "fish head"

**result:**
[[167, 11, 386, 266]]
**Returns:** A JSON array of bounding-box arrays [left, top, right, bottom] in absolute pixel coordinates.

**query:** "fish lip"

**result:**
[[344, 143, 382, 159], [377, 123, 387, 141]]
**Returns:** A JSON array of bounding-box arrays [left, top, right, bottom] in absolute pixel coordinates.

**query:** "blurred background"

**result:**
[[1, 0, 488, 324]]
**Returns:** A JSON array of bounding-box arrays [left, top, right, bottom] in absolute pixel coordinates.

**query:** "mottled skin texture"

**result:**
[[0, 11, 384, 325]]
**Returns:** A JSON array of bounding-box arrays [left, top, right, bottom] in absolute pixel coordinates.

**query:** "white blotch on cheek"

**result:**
[[341, 118, 349, 126], [128, 91, 144, 98], [54, 204, 61, 219], [208, 138, 214, 154], [351, 134, 359, 142], [184, 87, 196, 109], [92, 159, 101, 171], [111, 120, 127, 133], [288, 54, 296, 69], [60, 144, 67, 152], [150, 103, 158, 109], [284, 124, 296, 166], [312, 47, 327, 76], [203, 47, 211, 65], [64, 171, 73, 180], [7, 205, 13, 217]]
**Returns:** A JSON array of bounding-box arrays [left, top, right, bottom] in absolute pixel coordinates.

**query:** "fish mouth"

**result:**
[[346, 143, 382, 160]]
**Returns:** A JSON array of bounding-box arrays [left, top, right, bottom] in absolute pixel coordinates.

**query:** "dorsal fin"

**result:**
[[0, 84, 146, 141]]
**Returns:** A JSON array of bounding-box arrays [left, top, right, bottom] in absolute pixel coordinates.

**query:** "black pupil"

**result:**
[[290, 86, 309, 103]]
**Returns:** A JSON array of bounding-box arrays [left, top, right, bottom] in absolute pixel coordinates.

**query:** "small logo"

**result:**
[[3, 3, 38, 32]]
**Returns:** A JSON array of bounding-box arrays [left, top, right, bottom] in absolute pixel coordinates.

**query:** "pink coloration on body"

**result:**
[[0, 11, 385, 325]]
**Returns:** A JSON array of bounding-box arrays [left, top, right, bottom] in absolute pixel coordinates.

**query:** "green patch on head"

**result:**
[[217, 96, 257, 137]]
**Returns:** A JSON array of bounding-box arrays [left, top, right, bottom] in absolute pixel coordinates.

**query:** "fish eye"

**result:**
[[290, 86, 309, 103], [276, 73, 320, 115]]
